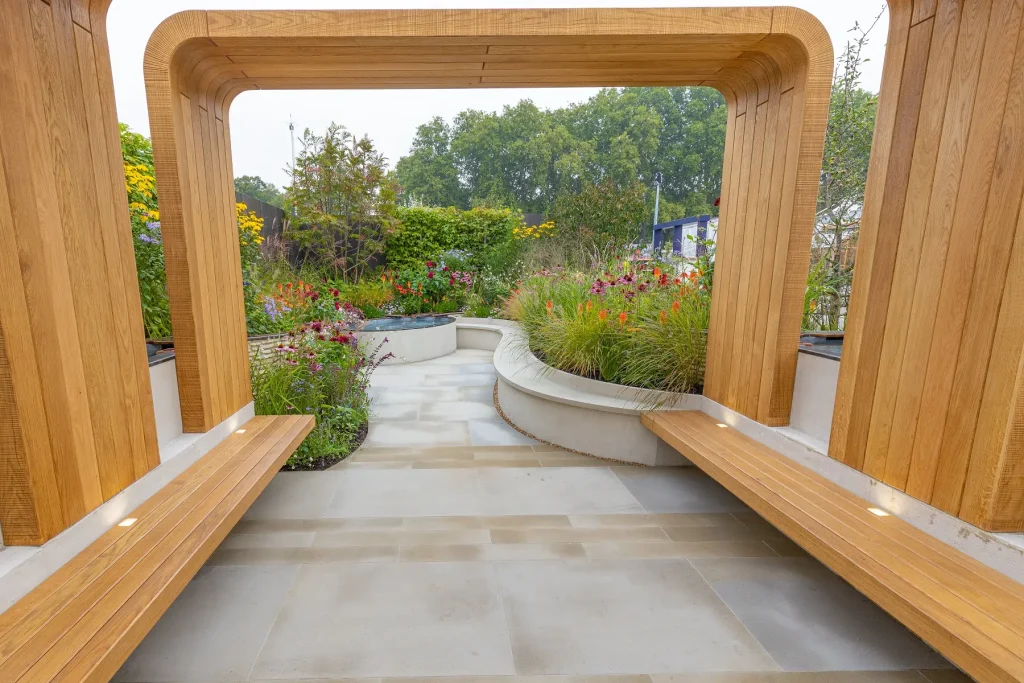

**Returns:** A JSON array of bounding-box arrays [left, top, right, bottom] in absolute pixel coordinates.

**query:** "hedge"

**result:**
[[386, 206, 522, 272]]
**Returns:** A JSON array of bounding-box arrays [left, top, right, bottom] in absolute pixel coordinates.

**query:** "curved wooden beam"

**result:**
[[143, 8, 832, 431]]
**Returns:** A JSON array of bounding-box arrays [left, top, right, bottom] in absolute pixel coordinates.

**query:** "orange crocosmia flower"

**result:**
[[618, 311, 628, 325], [653, 267, 662, 279], [659, 310, 668, 324], [577, 303, 584, 313], [672, 300, 681, 312], [688, 271, 698, 282], [546, 300, 554, 314], [599, 309, 608, 321], [586, 300, 593, 311]]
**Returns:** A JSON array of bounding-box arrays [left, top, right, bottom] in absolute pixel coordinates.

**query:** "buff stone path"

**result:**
[[116, 349, 964, 683]]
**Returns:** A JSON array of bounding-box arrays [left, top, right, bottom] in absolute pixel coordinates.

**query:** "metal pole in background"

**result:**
[[289, 115, 296, 216], [653, 171, 663, 227]]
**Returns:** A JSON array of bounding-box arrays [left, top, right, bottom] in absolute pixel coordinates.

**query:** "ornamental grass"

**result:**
[[504, 261, 710, 395]]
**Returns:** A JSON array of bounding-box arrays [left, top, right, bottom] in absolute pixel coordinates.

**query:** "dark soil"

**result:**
[[279, 420, 369, 472]]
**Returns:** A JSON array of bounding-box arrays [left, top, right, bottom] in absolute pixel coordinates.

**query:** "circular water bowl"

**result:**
[[354, 314, 456, 365]]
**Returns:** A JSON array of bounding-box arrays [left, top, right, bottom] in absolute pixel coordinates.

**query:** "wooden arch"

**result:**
[[143, 7, 833, 432]]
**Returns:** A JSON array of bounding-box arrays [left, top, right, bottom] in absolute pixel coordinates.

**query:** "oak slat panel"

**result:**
[[844, 16, 932, 479], [744, 79, 783, 416], [920, 0, 1024, 515], [940, 6, 1024, 523], [830, 0, 914, 464], [643, 410, 1024, 683], [727, 98, 767, 411], [961, 178, 1024, 529], [754, 88, 796, 423], [702, 93, 740, 399], [870, 2, 961, 489], [896, 0, 993, 501], [1, 0, 103, 528], [876, 0, 987, 499]]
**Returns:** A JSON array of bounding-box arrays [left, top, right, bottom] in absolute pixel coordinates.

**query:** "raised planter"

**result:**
[[455, 318, 699, 466], [356, 315, 457, 365]]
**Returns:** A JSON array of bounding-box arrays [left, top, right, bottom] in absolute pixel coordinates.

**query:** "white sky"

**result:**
[[108, 1, 889, 190]]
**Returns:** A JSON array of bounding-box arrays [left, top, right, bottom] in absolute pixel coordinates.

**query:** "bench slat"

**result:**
[[0, 416, 277, 639], [643, 410, 1024, 683], [0, 417, 283, 675], [675, 418, 1024, 673], [53, 415, 313, 683], [698, 419, 1024, 634], [0, 414, 313, 683]]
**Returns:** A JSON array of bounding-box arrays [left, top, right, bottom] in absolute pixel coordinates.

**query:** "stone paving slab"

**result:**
[[118, 350, 960, 683]]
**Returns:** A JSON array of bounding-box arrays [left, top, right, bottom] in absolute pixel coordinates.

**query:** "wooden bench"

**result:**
[[0, 414, 313, 683], [643, 410, 1024, 683]]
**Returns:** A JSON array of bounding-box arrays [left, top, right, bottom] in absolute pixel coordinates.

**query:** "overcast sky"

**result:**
[[108, 1, 889, 190]]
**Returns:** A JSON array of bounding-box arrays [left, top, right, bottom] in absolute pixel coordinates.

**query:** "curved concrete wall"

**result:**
[[357, 322, 457, 365], [456, 319, 697, 465]]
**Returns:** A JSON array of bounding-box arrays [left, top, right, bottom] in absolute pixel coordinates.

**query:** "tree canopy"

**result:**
[[395, 86, 727, 220], [235, 175, 285, 208]]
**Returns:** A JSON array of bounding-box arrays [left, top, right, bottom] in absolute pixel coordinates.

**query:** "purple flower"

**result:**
[[138, 233, 160, 245]]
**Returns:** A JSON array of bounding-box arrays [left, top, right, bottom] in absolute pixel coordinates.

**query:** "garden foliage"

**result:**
[[385, 206, 522, 273], [122, 124, 171, 339], [505, 260, 710, 395], [250, 323, 391, 469], [286, 123, 399, 283]]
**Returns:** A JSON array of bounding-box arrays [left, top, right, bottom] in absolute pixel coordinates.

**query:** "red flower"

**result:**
[[334, 301, 342, 311], [425, 260, 436, 268], [427, 271, 435, 279], [713, 197, 721, 207]]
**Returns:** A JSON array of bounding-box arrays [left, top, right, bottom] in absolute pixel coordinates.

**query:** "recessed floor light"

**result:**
[[118, 518, 137, 527], [867, 507, 889, 517], [235, 429, 246, 434], [716, 423, 728, 428]]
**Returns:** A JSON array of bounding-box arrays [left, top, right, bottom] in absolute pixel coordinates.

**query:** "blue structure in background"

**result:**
[[652, 214, 712, 257]]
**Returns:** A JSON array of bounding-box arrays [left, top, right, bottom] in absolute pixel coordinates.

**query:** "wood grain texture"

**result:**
[[143, 7, 832, 430], [832, 0, 1024, 531], [0, 0, 158, 546], [0, 414, 314, 683], [644, 410, 1024, 683]]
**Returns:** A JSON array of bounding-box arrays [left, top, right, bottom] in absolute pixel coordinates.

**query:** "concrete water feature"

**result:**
[[114, 345, 962, 683], [355, 314, 457, 365]]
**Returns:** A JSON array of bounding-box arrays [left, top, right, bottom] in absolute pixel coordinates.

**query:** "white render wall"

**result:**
[[787, 351, 840, 450]]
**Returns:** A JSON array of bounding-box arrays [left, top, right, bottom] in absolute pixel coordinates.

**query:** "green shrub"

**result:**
[[386, 206, 522, 273], [505, 261, 710, 395], [250, 321, 388, 469]]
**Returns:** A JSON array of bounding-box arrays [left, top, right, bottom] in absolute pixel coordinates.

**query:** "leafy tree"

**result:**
[[807, 9, 884, 330], [286, 123, 399, 282], [395, 86, 727, 218], [392, 117, 466, 208], [548, 180, 649, 268], [235, 175, 285, 208]]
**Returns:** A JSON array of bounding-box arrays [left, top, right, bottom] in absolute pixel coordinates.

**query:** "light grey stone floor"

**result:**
[[116, 349, 966, 683]]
